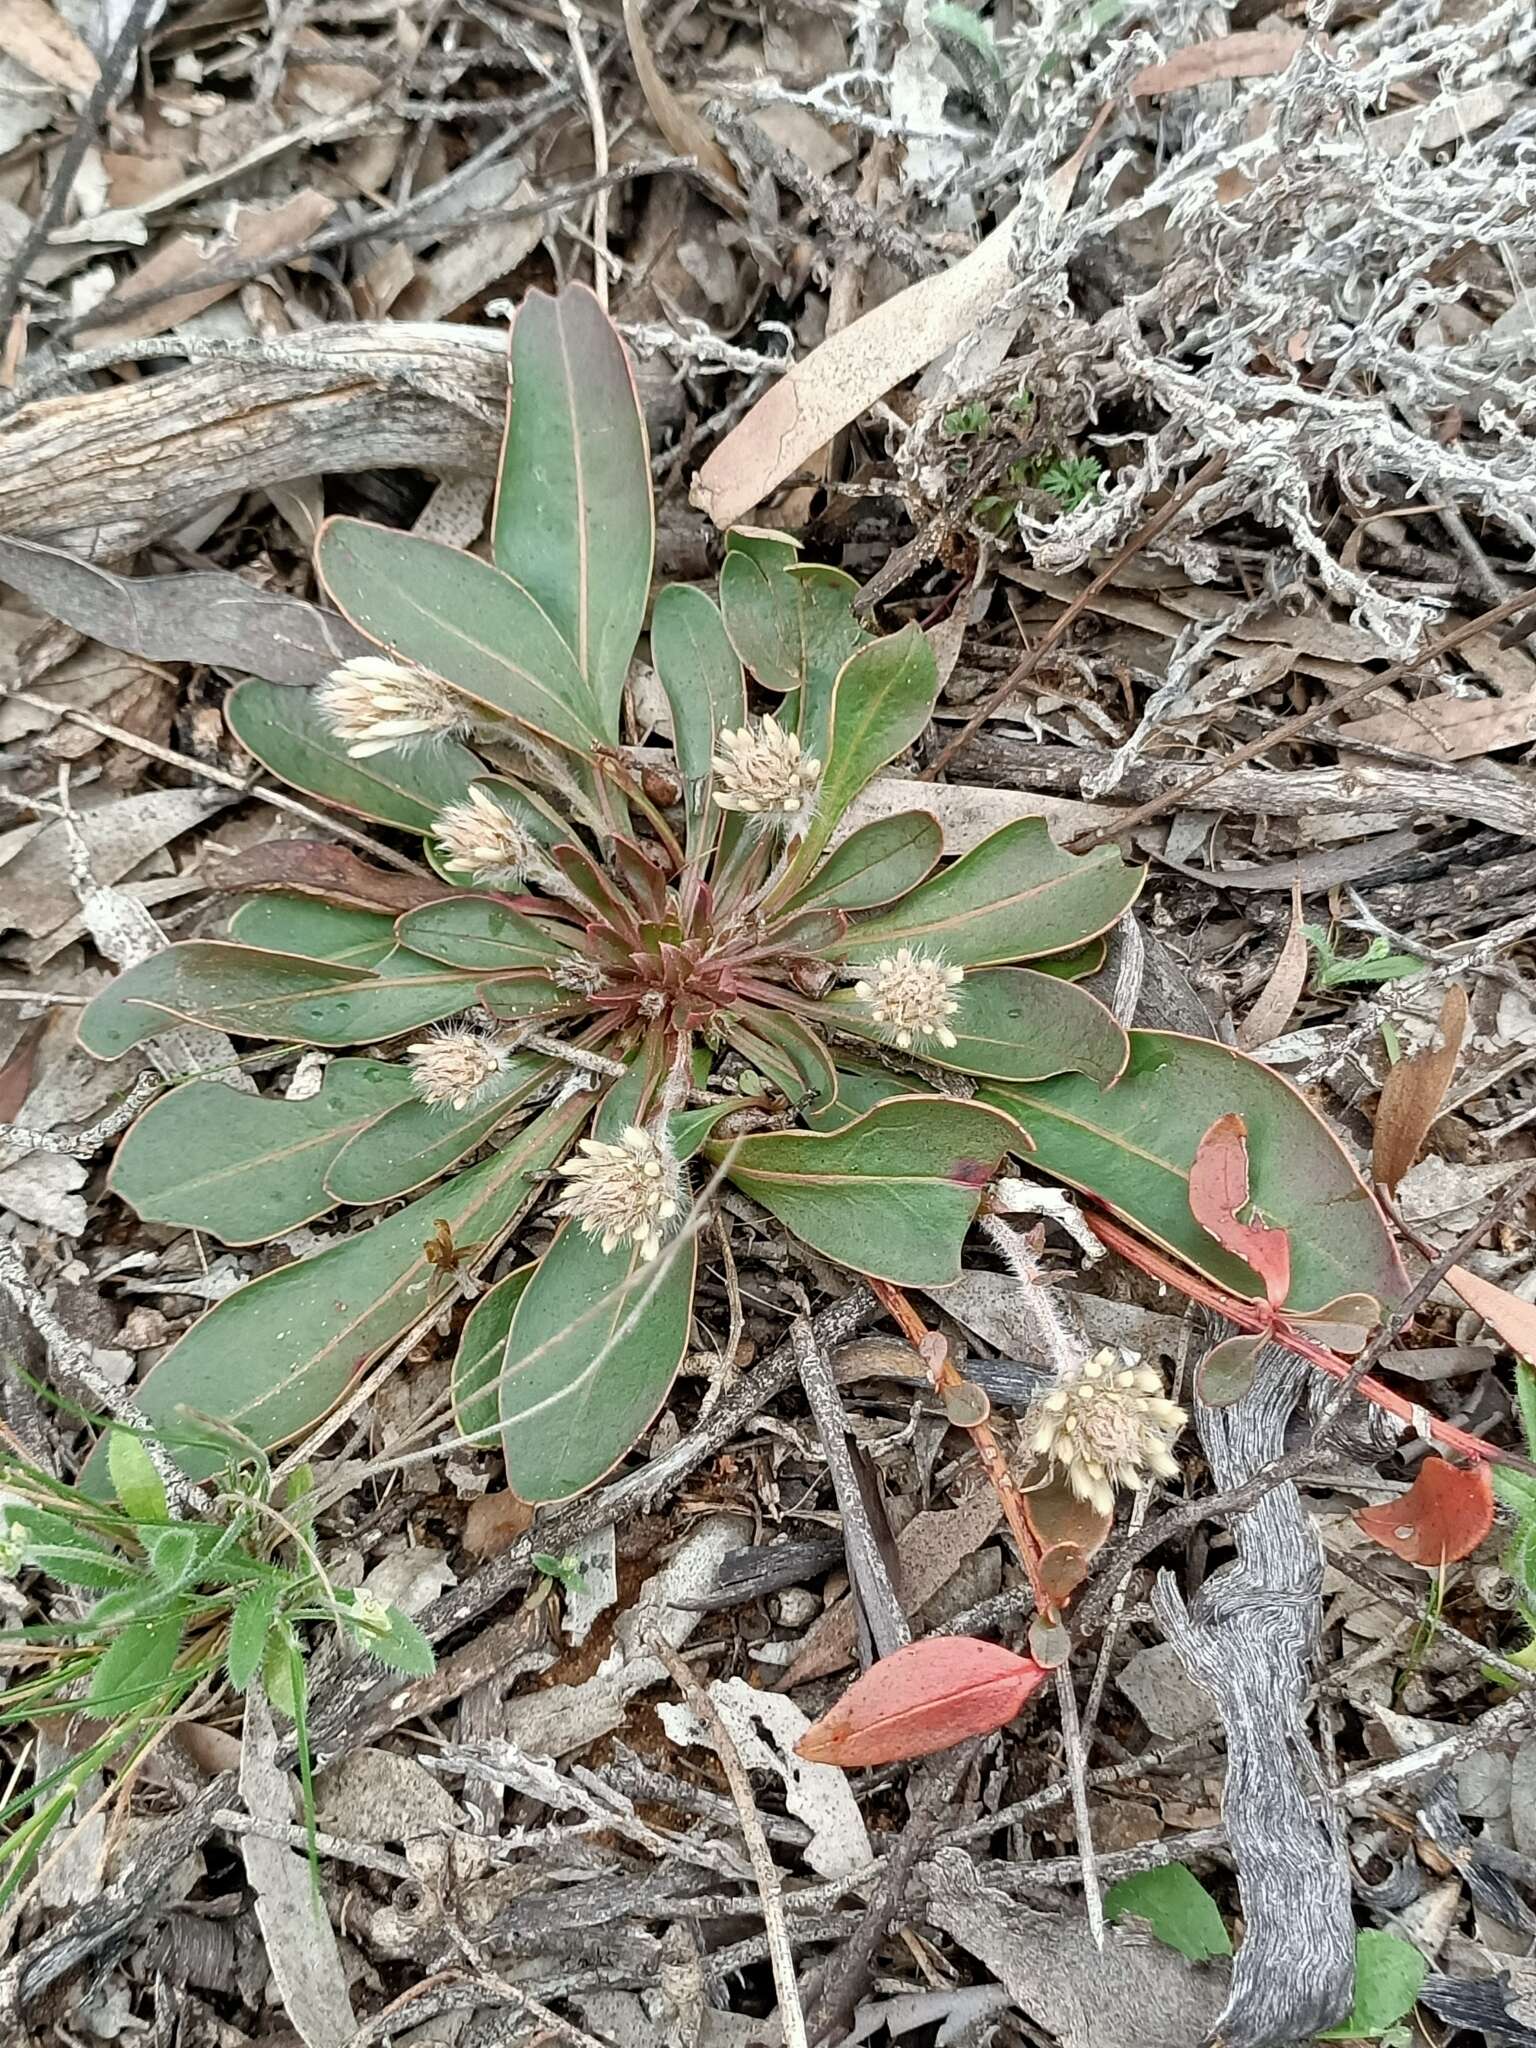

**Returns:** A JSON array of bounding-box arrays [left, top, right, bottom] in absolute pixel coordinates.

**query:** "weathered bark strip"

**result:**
[[0, 325, 681, 559], [1152, 1343, 1354, 2048]]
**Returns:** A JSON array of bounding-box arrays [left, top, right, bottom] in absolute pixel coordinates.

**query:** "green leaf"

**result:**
[[394, 896, 573, 973], [493, 284, 653, 733], [452, 1264, 536, 1442], [142, 1525, 200, 1592], [107, 1431, 168, 1525], [339, 1597, 437, 1676], [225, 679, 480, 834], [324, 1052, 553, 1204], [86, 1614, 183, 1714], [78, 942, 488, 1058], [7, 1508, 140, 1591], [984, 1032, 1408, 1315], [651, 583, 745, 850], [668, 1100, 746, 1162], [805, 1063, 912, 1132], [500, 1057, 696, 1503], [724, 1006, 838, 1112], [262, 1617, 301, 1719], [1103, 1865, 1231, 1963], [229, 897, 402, 968], [787, 628, 941, 874], [317, 518, 603, 752], [828, 818, 1144, 969], [227, 1583, 280, 1693], [109, 1060, 416, 1243], [712, 1096, 1015, 1286], [822, 967, 1128, 1087], [81, 1090, 593, 1490], [790, 811, 943, 913], [1320, 1931, 1427, 2040], [719, 552, 864, 709], [1515, 1360, 1536, 1458]]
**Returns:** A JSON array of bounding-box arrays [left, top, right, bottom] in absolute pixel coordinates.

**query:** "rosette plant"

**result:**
[[83, 286, 1408, 1505]]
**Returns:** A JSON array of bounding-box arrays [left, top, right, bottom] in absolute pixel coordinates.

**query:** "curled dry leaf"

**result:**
[[208, 842, 447, 915], [1016, 1454, 1113, 1603], [1373, 984, 1469, 1196], [1196, 1333, 1264, 1409], [795, 1635, 1050, 1768], [1237, 879, 1306, 1051], [1188, 1113, 1292, 1309], [621, 0, 740, 201], [1354, 1456, 1494, 1567]]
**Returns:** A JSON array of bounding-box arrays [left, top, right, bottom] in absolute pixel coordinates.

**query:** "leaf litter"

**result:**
[[1, 2, 1536, 2045]]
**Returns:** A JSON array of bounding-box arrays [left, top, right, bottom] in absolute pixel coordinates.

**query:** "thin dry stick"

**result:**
[[651, 1636, 809, 2048], [922, 452, 1230, 779], [1053, 1661, 1104, 1950], [1067, 583, 1536, 852], [559, 0, 613, 308], [0, 1071, 159, 1160], [7, 691, 429, 875]]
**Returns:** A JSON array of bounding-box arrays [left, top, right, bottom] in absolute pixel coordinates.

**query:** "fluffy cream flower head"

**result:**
[[434, 787, 537, 884], [712, 716, 821, 821], [853, 948, 965, 1051], [407, 1026, 507, 1111], [1030, 1350, 1185, 1515], [552, 1123, 680, 1262], [319, 656, 471, 758]]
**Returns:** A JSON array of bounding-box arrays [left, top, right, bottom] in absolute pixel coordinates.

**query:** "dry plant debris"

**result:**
[[2, 3, 1536, 2046]]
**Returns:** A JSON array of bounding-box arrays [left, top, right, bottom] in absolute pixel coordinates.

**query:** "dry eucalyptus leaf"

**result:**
[[1373, 984, 1469, 1195]]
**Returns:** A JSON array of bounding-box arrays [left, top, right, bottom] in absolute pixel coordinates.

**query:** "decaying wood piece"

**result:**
[[1152, 1342, 1354, 2047], [0, 325, 681, 559]]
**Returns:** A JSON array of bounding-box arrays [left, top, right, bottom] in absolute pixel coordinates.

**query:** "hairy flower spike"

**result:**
[[407, 1026, 507, 1110], [1030, 1350, 1186, 1516], [553, 1123, 680, 1262], [853, 949, 964, 1051], [320, 656, 473, 758], [434, 787, 537, 883], [712, 716, 821, 821]]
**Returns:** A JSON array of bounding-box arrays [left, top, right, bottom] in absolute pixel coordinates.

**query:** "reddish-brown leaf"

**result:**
[[1446, 1263, 1536, 1363], [794, 1636, 1049, 1768], [1189, 1113, 1292, 1308], [209, 841, 448, 915], [1355, 1456, 1495, 1567], [1373, 984, 1468, 1195]]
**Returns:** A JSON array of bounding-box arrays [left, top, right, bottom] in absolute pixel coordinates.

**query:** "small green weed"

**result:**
[[1305, 926, 1423, 992]]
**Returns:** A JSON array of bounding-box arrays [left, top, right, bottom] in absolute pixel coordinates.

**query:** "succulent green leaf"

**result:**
[[317, 518, 603, 751], [719, 551, 864, 704], [78, 942, 488, 1057], [82, 1091, 592, 1490], [1320, 1931, 1426, 2040], [724, 528, 801, 569], [109, 1060, 415, 1243], [712, 1096, 1015, 1286], [227, 1583, 280, 1693], [107, 1430, 169, 1525], [225, 679, 480, 834], [324, 1052, 553, 1204], [651, 583, 745, 849], [452, 1264, 536, 1443], [824, 967, 1127, 1087], [805, 1063, 912, 1132], [828, 818, 1143, 970], [668, 1100, 747, 1162], [984, 1032, 1408, 1314], [1103, 1865, 1231, 1963], [724, 1006, 838, 1112], [791, 811, 943, 913], [475, 975, 578, 1022], [499, 1056, 695, 1503], [1031, 936, 1108, 981], [786, 627, 942, 876], [86, 1615, 183, 1714], [228, 897, 401, 968], [394, 896, 573, 973], [494, 284, 653, 732]]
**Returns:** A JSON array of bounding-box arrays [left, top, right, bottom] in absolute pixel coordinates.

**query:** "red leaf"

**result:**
[[1189, 1113, 1292, 1308], [794, 1637, 1049, 1768], [1355, 1457, 1495, 1567]]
